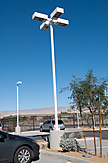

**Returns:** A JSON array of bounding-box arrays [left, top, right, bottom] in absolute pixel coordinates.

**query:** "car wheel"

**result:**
[[40, 127, 43, 132], [14, 146, 32, 163], [49, 127, 53, 132]]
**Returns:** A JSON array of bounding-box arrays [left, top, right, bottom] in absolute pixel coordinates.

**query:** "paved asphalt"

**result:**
[[31, 130, 108, 142]]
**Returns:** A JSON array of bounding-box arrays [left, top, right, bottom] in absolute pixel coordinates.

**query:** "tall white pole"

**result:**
[[16, 81, 22, 134], [50, 22, 58, 130], [17, 84, 19, 127], [77, 107, 79, 128]]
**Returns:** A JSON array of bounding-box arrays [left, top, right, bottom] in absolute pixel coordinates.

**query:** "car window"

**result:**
[[44, 120, 51, 124], [47, 121, 51, 124], [8, 134, 15, 139], [0, 134, 3, 138], [58, 120, 63, 124], [44, 121, 48, 124], [52, 120, 55, 124], [52, 120, 64, 124], [0, 123, 2, 127], [0, 133, 7, 139]]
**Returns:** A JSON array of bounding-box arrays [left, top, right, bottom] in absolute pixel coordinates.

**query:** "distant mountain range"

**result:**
[[0, 106, 73, 118], [0, 106, 90, 118]]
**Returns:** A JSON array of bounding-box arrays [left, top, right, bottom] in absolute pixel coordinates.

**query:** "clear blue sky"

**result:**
[[0, 0, 108, 111]]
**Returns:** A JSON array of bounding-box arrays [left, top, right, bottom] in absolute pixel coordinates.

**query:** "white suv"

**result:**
[[40, 119, 65, 132], [0, 122, 3, 130]]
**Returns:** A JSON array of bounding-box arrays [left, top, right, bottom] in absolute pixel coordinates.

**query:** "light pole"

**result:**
[[15, 81, 22, 134], [77, 108, 80, 128], [75, 94, 80, 128], [32, 7, 69, 130]]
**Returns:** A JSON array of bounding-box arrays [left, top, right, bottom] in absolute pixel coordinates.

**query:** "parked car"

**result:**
[[0, 122, 3, 130], [0, 130, 40, 163], [40, 119, 65, 132]]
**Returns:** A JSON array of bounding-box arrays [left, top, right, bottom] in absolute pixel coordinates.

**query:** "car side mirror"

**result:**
[[0, 137, 4, 142]]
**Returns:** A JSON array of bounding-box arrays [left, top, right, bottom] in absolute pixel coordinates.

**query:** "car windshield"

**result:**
[[52, 120, 63, 124]]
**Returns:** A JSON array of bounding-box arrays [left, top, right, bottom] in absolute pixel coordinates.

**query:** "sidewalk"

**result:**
[[10, 130, 49, 137], [37, 150, 98, 163]]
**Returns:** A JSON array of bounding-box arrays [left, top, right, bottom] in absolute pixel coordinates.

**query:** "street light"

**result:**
[[15, 81, 22, 134], [32, 7, 69, 130]]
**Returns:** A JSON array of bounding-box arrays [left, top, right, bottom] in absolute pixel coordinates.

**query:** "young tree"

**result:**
[[82, 70, 108, 157], [60, 69, 108, 156], [60, 75, 89, 154]]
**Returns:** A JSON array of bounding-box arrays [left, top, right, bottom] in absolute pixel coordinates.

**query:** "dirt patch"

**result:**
[[38, 142, 108, 163]]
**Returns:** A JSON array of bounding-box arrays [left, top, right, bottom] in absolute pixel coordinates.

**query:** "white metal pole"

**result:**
[[77, 107, 79, 128], [17, 84, 19, 127], [50, 22, 58, 130]]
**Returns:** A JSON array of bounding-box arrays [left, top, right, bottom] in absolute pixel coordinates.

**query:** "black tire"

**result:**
[[49, 127, 53, 132], [14, 146, 32, 163], [40, 127, 43, 132]]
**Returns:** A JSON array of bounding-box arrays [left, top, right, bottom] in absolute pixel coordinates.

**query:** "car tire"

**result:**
[[49, 127, 53, 132], [14, 146, 32, 163], [40, 127, 43, 132]]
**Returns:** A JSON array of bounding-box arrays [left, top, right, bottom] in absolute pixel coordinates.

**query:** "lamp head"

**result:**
[[40, 20, 50, 31], [50, 7, 64, 20], [17, 81, 22, 85], [54, 18, 69, 27], [32, 7, 69, 30], [32, 12, 48, 22]]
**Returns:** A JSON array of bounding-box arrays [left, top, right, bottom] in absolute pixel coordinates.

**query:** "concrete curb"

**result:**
[[84, 128, 108, 131], [65, 127, 108, 132], [9, 131, 49, 136], [41, 149, 98, 163], [76, 137, 99, 141]]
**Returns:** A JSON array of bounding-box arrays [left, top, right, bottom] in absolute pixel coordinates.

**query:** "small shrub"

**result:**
[[42, 144, 45, 148], [78, 132, 83, 139], [59, 138, 80, 152], [69, 132, 75, 139], [46, 136, 49, 142], [46, 142, 50, 148]]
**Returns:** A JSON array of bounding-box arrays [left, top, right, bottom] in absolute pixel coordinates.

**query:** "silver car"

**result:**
[[0, 122, 3, 130], [40, 119, 65, 132]]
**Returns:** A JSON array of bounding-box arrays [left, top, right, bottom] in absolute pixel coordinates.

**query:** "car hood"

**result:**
[[0, 130, 37, 142], [9, 133, 36, 142]]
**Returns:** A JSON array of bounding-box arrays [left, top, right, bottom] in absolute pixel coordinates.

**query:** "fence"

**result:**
[[0, 114, 108, 132]]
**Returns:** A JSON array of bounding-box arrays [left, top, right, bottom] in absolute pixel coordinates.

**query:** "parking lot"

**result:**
[[10, 128, 108, 156]]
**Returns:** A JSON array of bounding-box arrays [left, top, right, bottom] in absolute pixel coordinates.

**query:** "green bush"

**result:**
[[59, 138, 80, 152], [42, 144, 45, 149], [69, 132, 75, 139], [78, 132, 83, 139]]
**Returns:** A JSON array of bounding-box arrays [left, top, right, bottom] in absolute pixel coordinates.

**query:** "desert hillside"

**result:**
[[0, 106, 73, 118]]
